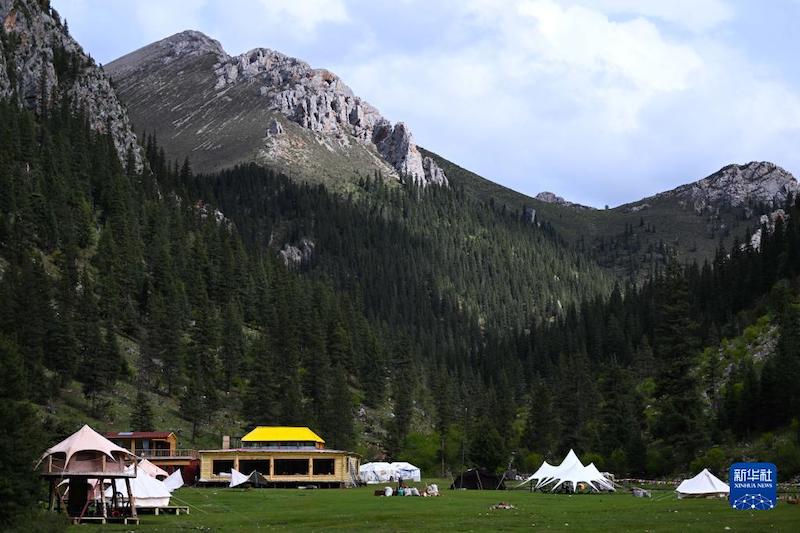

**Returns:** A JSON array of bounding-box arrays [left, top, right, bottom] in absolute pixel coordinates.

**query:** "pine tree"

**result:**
[[131, 388, 155, 432], [651, 261, 705, 466]]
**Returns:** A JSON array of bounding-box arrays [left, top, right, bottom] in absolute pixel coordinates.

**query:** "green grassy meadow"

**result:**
[[77, 482, 800, 532]]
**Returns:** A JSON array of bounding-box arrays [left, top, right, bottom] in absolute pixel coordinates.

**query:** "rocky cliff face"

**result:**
[[661, 162, 798, 215], [107, 30, 446, 186], [0, 0, 141, 168]]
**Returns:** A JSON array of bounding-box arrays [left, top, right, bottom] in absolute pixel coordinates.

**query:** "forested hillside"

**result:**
[[3, 1, 800, 530]]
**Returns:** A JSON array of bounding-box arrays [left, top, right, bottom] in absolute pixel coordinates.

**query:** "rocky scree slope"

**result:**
[[0, 0, 141, 168], [107, 30, 446, 187]]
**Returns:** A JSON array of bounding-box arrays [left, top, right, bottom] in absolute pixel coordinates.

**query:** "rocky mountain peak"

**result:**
[[0, 0, 141, 169], [108, 30, 446, 187], [664, 161, 798, 215]]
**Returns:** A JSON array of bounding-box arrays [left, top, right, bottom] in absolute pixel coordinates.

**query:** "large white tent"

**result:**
[[517, 450, 614, 492], [106, 465, 171, 508], [359, 462, 421, 483], [359, 462, 394, 484], [390, 462, 421, 482], [675, 469, 729, 498]]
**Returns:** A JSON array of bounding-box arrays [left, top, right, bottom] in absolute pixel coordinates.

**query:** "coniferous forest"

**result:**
[[3, 74, 800, 529]]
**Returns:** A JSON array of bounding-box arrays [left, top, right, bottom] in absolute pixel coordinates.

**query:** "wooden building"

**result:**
[[105, 431, 199, 482], [199, 427, 360, 487]]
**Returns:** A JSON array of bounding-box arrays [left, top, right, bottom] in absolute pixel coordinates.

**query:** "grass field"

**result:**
[[79, 481, 800, 532]]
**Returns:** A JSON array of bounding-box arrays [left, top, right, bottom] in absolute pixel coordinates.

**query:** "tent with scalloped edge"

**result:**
[[675, 469, 729, 498], [516, 450, 615, 492]]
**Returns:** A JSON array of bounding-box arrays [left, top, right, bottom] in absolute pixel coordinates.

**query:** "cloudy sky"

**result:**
[[55, 0, 800, 207]]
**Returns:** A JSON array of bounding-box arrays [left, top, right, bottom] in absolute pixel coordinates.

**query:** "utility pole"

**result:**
[[459, 406, 467, 489]]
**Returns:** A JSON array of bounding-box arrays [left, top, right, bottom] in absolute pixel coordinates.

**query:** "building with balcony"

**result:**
[[104, 431, 199, 482], [198, 426, 360, 488]]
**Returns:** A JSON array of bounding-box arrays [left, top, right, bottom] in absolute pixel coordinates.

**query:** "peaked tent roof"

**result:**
[[514, 460, 556, 488], [229, 468, 269, 488], [39, 424, 135, 466], [163, 469, 184, 492], [138, 458, 169, 479], [241, 426, 325, 443], [519, 450, 614, 492], [675, 469, 729, 496]]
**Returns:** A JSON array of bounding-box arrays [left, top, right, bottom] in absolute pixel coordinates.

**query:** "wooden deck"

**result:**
[[137, 505, 190, 515], [69, 516, 140, 525]]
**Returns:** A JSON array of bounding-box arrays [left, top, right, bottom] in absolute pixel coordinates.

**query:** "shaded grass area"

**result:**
[[79, 484, 800, 532]]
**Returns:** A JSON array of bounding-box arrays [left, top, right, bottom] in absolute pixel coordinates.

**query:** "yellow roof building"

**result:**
[[241, 426, 325, 447]]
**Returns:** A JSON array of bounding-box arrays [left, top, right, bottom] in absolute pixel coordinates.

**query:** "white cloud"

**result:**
[[255, 0, 349, 33], [333, 0, 800, 205], [570, 0, 734, 33]]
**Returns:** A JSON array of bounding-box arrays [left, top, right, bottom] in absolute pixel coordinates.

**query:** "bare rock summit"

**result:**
[[107, 30, 446, 187]]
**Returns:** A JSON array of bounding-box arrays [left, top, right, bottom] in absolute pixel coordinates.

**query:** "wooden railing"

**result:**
[[134, 448, 197, 459]]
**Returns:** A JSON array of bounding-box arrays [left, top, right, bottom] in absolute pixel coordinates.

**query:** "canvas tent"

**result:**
[[163, 469, 184, 492], [38, 424, 136, 476], [450, 469, 506, 490], [106, 465, 171, 508], [229, 468, 269, 488], [675, 469, 729, 498], [137, 458, 169, 480], [517, 450, 614, 492], [359, 462, 395, 484], [390, 462, 421, 482]]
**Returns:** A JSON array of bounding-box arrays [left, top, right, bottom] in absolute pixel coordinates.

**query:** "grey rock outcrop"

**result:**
[[663, 162, 798, 215], [280, 238, 315, 267], [0, 0, 141, 169], [535, 191, 594, 210], [213, 41, 446, 186], [109, 31, 446, 187]]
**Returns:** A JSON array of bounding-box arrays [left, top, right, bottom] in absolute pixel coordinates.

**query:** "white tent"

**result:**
[[138, 458, 169, 480], [359, 462, 394, 484], [37, 424, 135, 474], [675, 469, 729, 498], [228, 468, 268, 488], [106, 465, 171, 508], [390, 462, 421, 482], [515, 461, 556, 489], [518, 450, 615, 492], [163, 469, 184, 492]]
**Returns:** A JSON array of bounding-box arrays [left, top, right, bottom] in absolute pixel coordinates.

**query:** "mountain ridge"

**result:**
[[107, 30, 446, 188]]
